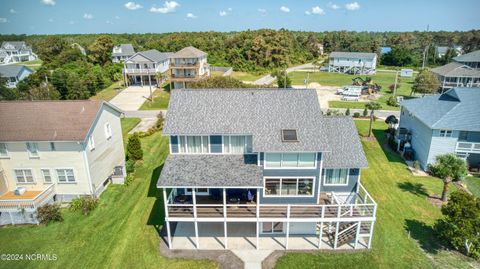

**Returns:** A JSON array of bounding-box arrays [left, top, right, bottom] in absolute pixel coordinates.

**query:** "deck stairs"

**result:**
[[328, 222, 358, 247]]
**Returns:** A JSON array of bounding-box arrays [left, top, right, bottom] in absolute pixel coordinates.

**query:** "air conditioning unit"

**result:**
[[14, 186, 26, 196]]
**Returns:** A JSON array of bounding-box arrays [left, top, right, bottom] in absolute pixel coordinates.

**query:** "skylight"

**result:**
[[282, 129, 298, 142]]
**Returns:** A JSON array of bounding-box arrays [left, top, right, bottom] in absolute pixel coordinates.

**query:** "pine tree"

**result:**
[[127, 133, 143, 161]]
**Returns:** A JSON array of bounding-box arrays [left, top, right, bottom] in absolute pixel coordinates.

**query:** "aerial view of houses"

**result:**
[[0, 1, 479, 269]]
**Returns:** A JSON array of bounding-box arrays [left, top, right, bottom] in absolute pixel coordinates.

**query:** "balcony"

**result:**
[[441, 81, 480, 89], [456, 141, 480, 153], [170, 73, 208, 82], [170, 62, 200, 68], [124, 68, 157, 75], [0, 184, 55, 212]]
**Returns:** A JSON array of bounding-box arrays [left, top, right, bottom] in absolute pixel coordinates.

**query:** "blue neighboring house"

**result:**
[[398, 87, 480, 170], [157, 88, 377, 251]]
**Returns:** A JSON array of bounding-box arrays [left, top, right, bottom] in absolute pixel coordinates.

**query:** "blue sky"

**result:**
[[0, 0, 479, 34]]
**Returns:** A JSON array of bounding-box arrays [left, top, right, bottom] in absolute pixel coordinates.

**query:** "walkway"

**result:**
[[252, 63, 314, 85], [110, 86, 157, 111]]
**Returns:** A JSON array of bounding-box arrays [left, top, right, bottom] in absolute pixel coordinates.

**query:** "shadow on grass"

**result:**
[[397, 182, 429, 197], [405, 219, 444, 255], [147, 165, 165, 235], [372, 128, 405, 164]]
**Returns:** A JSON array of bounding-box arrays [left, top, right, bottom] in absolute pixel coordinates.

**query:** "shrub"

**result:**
[[125, 174, 134, 186], [70, 196, 99, 215], [127, 133, 143, 160], [345, 108, 350, 116], [125, 159, 135, 174], [137, 113, 164, 138], [353, 112, 361, 118], [387, 96, 398, 107], [413, 160, 421, 171], [362, 108, 368, 117], [37, 203, 63, 224]]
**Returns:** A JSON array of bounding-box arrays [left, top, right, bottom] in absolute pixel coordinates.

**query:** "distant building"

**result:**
[[123, 49, 173, 86], [0, 65, 33, 88], [430, 50, 480, 90], [112, 44, 136, 63], [380, 47, 391, 54], [0, 41, 37, 64], [328, 52, 377, 75], [400, 69, 414, 77], [170, 46, 210, 89], [436, 46, 449, 58]]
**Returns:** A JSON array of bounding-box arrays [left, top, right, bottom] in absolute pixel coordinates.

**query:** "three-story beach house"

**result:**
[[0, 41, 37, 64], [123, 49, 173, 86], [157, 88, 377, 251], [112, 44, 136, 63], [170, 46, 210, 89]]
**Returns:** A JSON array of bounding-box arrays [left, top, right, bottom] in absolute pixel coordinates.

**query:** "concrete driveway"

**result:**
[[109, 86, 157, 111], [253, 63, 315, 85]]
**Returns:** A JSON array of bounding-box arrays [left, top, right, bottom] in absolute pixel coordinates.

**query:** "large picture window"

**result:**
[[264, 153, 316, 168], [264, 178, 314, 197], [178, 136, 209, 154], [14, 169, 34, 183], [223, 135, 252, 154], [324, 169, 349, 185]]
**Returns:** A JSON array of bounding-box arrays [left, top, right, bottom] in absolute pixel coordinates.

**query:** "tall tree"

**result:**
[[411, 69, 440, 95], [427, 153, 468, 202], [272, 69, 292, 88], [88, 35, 114, 65], [365, 102, 382, 137]]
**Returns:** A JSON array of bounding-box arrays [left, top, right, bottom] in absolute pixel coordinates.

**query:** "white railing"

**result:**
[[0, 184, 55, 211], [442, 81, 480, 88], [124, 68, 157, 74], [456, 141, 480, 153]]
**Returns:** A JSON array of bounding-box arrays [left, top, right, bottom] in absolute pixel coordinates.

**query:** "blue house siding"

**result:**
[[170, 135, 179, 153], [210, 135, 222, 153], [399, 107, 433, 169], [428, 129, 459, 165], [320, 168, 359, 193]]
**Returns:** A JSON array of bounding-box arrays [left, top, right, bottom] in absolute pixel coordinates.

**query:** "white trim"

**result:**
[[317, 153, 323, 204], [263, 177, 315, 198], [13, 168, 35, 184], [263, 152, 317, 170], [323, 168, 350, 186], [169, 136, 173, 154], [104, 122, 112, 140], [26, 142, 40, 159], [82, 150, 95, 195], [0, 142, 9, 158], [184, 188, 209, 195], [177, 135, 210, 154], [222, 135, 252, 154], [55, 167, 77, 184], [88, 135, 95, 151], [40, 168, 53, 183]]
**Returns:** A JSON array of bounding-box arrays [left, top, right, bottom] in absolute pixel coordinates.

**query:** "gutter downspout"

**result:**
[[82, 145, 95, 196]]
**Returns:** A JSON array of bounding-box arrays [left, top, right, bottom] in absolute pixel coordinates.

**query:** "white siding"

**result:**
[[427, 130, 459, 165]]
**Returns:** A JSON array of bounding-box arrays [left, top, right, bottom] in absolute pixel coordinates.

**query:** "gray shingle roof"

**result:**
[[322, 116, 368, 168], [401, 87, 480, 131], [171, 46, 207, 58], [329, 52, 377, 60], [0, 65, 32, 78], [1, 41, 27, 50], [112, 44, 135, 56], [163, 88, 330, 152], [453, 50, 480, 63], [430, 62, 480, 77], [157, 154, 263, 187], [132, 49, 173, 63]]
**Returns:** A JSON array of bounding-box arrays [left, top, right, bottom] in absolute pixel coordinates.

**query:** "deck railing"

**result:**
[[0, 184, 55, 211], [456, 141, 480, 153]]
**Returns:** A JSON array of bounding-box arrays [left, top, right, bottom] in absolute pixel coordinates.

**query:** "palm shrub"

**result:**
[[345, 108, 350, 116], [127, 133, 143, 160], [365, 102, 382, 137], [362, 107, 368, 117], [37, 203, 63, 224], [428, 153, 468, 202]]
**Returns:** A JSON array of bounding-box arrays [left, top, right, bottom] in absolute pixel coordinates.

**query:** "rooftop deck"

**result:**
[[0, 184, 55, 212]]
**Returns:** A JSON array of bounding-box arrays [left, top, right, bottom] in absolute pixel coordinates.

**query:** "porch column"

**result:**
[[354, 221, 361, 249], [223, 188, 228, 249], [123, 63, 128, 87], [368, 221, 375, 249], [334, 222, 340, 249], [140, 75, 143, 86], [256, 188, 260, 250], [162, 188, 172, 248], [9, 212, 14, 225], [285, 204, 291, 250], [318, 222, 323, 249], [192, 188, 199, 249]]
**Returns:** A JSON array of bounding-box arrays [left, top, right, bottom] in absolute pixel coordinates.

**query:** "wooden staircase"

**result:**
[[328, 222, 358, 248]]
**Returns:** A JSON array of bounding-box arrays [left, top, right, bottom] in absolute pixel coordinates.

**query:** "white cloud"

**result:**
[[125, 2, 142, 10], [280, 6, 290, 13], [345, 2, 360, 10], [0, 18, 8, 23], [312, 6, 325, 15], [227, 7, 232, 11], [328, 2, 341, 9], [305, 11, 311, 15], [106, 20, 113, 24], [10, 9, 16, 14], [150, 1, 179, 13], [219, 11, 227, 16], [83, 13, 93, 19], [41, 0, 56, 6], [48, 18, 54, 22], [258, 8, 267, 16], [115, 15, 120, 19], [186, 13, 197, 19]]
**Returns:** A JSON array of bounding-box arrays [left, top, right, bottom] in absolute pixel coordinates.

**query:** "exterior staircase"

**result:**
[[328, 222, 358, 248]]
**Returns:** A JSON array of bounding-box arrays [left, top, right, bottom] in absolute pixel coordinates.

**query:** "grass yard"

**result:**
[[0, 122, 216, 269], [230, 71, 265, 82], [90, 81, 124, 101], [121, 118, 141, 145], [13, 59, 43, 71], [465, 175, 480, 197], [140, 89, 170, 110], [275, 121, 478, 269]]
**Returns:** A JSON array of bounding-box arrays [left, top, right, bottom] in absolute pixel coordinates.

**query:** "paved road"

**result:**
[[110, 86, 157, 111], [252, 63, 315, 85]]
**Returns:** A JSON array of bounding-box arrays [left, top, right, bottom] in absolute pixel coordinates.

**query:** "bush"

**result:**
[[413, 160, 421, 171], [125, 174, 134, 186], [387, 96, 398, 107], [126, 159, 135, 174], [70, 196, 99, 215], [138, 113, 164, 138], [362, 108, 368, 117], [37, 203, 63, 224], [353, 112, 361, 118], [345, 108, 350, 116], [127, 133, 143, 160]]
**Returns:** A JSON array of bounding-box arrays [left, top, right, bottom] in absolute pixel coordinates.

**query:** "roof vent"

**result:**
[[281, 129, 298, 142]]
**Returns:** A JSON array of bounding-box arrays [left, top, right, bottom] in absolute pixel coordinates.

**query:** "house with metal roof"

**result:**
[[170, 46, 210, 89], [0, 100, 126, 225], [397, 87, 480, 170], [0, 65, 33, 88], [112, 44, 135, 63], [123, 49, 173, 86], [157, 88, 376, 251], [431, 49, 480, 90], [328, 52, 377, 75], [0, 41, 37, 64]]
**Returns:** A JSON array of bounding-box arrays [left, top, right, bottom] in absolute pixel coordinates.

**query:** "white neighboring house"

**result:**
[[170, 46, 210, 89], [0, 41, 38, 65], [0, 65, 34, 88], [123, 49, 173, 86], [328, 52, 377, 75], [112, 44, 135, 63], [0, 100, 126, 225], [431, 49, 480, 90]]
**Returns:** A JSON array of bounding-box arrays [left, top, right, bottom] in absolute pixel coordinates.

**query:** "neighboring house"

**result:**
[[157, 88, 377, 251], [0, 41, 37, 64], [0, 65, 33, 88], [123, 49, 173, 86], [328, 52, 377, 75], [436, 46, 449, 58], [170, 46, 210, 89], [431, 49, 480, 90], [0, 100, 126, 225], [112, 44, 135, 63], [397, 87, 480, 170]]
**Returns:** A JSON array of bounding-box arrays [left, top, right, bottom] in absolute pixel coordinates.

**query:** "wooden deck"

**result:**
[[0, 190, 42, 200]]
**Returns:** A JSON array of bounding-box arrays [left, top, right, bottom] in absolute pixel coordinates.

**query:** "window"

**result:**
[[26, 142, 39, 158], [459, 131, 468, 141], [178, 136, 209, 154], [56, 169, 76, 183], [104, 123, 112, 139], [0, 143, 8, 157], [324, 169, 349, 185], [439, 130, 452, 137], [282, 129, 298, 142], [50, 142, 56, 151], [264, 153, 316, 168], [41, 169, 52, 183], [262, 222, 283, 233], [223, 135, 252, 154], [264, 178, 314, 196], [88, 136, 95, 151], [14, 169, 34, 183]]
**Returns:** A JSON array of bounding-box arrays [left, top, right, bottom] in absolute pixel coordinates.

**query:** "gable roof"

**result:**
[[401, 87, 480, 131], [453, 50, 480, 63], [0, 65, 33, 78], [1, 41, 27, 50], [112, 44, 135, 56], [171, 46, 207, 58], [126, 49, 173, 63], [436, 46, 449, 54], [430, 62, 480, 77], [0, 100, 122, 142], [329, 52, 377, 60]]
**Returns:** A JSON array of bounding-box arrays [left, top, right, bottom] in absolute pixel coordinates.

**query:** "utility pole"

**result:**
[[147, 69, 153, 102], [393, 70, 399, 97]]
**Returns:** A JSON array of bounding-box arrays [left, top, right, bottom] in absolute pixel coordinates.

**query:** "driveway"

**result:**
[[110, 86, 157, 111], [253, 63, 315, 85]]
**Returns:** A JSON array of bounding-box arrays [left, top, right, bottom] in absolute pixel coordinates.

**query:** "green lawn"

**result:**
[[140, 89, 170, 110], [0, 122, 216, 269], [13, 59, 43, 71], [90, 81, 124, 101], [275, 121, 477, 269], [465, 175, 480, 197], [121, 118, 141, 145], [230, 71, 265, 82]]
